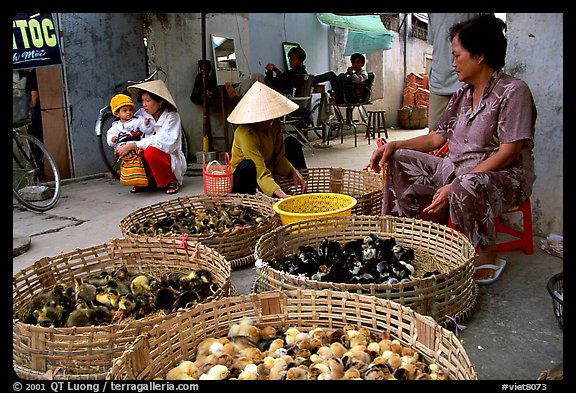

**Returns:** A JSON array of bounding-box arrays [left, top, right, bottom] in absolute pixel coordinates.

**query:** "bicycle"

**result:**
[[95, 67, 189, 180], [13, 118, 61, 211]]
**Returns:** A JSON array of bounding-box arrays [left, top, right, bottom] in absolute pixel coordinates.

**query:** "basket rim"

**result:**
[[547, 271, 563, 305], [273, 192, 358, 218]]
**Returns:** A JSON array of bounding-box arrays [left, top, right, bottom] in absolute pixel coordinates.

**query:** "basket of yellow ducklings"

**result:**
[[12, 237, 232, 380], [119, 193, 279, 269], [106, 289, 477, 380], [253, 215, 478, 330]]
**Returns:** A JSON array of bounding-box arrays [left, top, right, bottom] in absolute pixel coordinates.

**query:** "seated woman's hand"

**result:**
[[422, 184, 451, 215]]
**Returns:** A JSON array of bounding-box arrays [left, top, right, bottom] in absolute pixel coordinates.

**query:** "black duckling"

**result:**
[[133, 293, 155, 319], [74, 277, 97, 304], [35, 303, 66, 327], [169, 290, 201, 313], [154, 279, 177, 310], [106, 278, 131, 296]]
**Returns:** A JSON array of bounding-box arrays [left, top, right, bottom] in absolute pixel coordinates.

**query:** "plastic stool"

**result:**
[[494, 199, 534, 254], [367, 110, 388, 143], [448, 199, 533, 254]]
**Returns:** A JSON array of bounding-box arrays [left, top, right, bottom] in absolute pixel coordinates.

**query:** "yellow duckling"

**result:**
[[130, 275, 151, 295]]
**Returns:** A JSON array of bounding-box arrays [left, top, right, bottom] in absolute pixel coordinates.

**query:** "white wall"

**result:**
[[505, 13, 563, 236]]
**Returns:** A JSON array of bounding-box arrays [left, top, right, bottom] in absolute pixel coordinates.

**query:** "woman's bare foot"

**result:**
[[475, 244, 498, 280]]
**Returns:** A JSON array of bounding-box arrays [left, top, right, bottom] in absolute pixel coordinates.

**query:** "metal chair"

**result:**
[[331, 72, 375, 147], [282, 74, 317, 151]]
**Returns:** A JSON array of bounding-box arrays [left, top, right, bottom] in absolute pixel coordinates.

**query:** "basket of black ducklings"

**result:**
[[12, 237, 232, 380], [106, 289, 477, 380], [119, 193, 279, 269], [253, 215, 478, 329], [275, 167, 383, 215]]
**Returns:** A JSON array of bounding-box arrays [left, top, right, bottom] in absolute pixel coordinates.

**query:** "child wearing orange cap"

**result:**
[[106, 94, 152, 152]]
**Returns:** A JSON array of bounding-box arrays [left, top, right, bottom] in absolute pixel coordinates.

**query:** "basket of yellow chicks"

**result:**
[[12, 237, 232, 380], [106, 289, 477, 380]]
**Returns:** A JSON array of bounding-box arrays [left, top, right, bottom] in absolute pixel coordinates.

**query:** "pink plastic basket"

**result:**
[[203, 152, 233, 194]]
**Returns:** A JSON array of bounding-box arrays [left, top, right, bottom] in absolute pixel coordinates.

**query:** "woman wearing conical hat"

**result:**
[[115, 79, 187, 194], [228, 81, 307, 198]]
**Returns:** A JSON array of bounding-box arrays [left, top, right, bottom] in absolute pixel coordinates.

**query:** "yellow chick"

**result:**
[[316, 345, 334, 360], [262, 356, 275, 368], [267, 338, 285, 354], [284, 327, 301, 346], [199, 364, 229, 380], [387, 352, 402, 371], [379, 338, 392, 353], [309, 363, 331, 380], [330, 342, 348, 359], [390, 339, 403, 354], [268, 357, 288, 380], [367, 341, 381, 356], [166, 360, 201, 380], [237, 363, 258, 380]]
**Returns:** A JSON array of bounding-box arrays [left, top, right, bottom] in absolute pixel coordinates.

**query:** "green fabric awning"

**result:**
[[316, 13, 394, 54]]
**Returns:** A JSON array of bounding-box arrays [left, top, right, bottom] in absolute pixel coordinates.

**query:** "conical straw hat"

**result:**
[[127, 79, 178, 111], [227, 81, 298, 124]]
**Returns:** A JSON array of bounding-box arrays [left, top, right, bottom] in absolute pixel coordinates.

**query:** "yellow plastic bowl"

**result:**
[[273, 192, 358, 226]]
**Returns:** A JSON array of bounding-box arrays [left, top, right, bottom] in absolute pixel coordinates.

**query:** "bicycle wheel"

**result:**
[[13, 131, 61, 211], [97, 108, 121, 179]]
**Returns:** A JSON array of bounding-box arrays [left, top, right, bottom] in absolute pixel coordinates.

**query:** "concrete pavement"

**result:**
[[13, 127, 563, 381]]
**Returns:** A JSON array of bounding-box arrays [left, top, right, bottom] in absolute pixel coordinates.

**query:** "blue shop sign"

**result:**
[[13, 13, 63, 70]]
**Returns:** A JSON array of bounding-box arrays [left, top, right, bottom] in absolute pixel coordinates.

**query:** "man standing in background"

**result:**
[[427, 13, 491, 130]]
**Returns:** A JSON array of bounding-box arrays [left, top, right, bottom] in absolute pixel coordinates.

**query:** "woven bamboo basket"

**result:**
[[119, 193, 279, 269], [12, 237, 232, 380], [106, 290, 477, 380], [275, 167, 383, 215], [253, 215, 478, 329]]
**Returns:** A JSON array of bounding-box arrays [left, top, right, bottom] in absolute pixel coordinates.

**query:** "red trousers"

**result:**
[[142, 146, 176, 187]]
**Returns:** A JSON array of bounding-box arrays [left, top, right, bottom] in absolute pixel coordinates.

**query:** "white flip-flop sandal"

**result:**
[[475, 258, 507, 286]]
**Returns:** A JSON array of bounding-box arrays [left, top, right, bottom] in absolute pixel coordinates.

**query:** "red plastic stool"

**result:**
[[448, 199, 534, 255], [494, 199, 534, 254]]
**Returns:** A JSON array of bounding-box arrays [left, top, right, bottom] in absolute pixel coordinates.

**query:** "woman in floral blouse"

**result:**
[[369, 14, 536, 284]]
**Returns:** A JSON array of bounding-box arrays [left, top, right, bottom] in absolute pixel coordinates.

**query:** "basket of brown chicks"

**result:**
[[12, 237, 232, 380], [106, 289, 477, 380], [253, 215, 478, 330], [119, 193, 279, 269]]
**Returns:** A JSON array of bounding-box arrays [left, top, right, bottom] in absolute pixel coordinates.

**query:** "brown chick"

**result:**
[[256, 362, 270, 380], [343, 368, 362, 380], [239, 347, 264, 364], [328, 357, 345, 380], [285, 365, 308, 380], [260, 326, 277, 340]]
